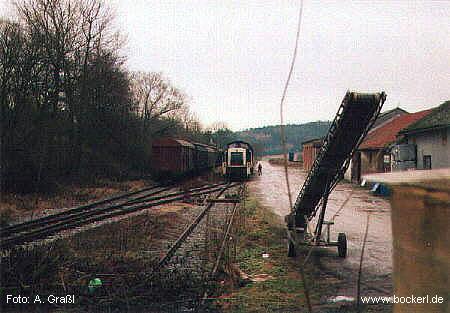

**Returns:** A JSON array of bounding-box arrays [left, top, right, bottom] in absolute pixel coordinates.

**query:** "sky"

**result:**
[[2, 1, 449, 131]]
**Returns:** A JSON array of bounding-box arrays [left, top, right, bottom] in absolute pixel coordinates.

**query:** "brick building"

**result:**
[[301, 138, 323, 171]]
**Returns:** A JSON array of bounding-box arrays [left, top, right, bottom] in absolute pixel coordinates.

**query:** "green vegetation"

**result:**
[[214, 195, 316, 312], [209, 121, 331, 157]]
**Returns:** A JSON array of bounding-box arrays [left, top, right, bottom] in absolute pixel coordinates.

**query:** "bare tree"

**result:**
[[1, 0, 132, 190], [130, 71, 188, 143], [1, 0, 212, 192], [131, 72, 186, 120], [0, 20, 27, 191], [206, 121, 230, 133]]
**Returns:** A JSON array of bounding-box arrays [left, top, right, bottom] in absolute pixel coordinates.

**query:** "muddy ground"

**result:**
[[248, 159, 393, 312]]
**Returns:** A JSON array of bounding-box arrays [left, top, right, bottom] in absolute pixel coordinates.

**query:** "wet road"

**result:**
[[249, 160, 393, 307]]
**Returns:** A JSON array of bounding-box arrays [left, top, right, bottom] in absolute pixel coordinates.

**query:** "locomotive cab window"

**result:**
[[230, 152, 244, 166]]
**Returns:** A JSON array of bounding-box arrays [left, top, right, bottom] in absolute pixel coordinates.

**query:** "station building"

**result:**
[[303, 103, 449, 183], [303, 109, 409, 175], [341, 108, 407, 182], [356, 109, 432, 178], [344, 107, 433, 183], [397, 101, 450, 170]]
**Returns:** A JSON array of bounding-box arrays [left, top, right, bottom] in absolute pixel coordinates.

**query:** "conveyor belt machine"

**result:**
[[285, 91, 386, 257]]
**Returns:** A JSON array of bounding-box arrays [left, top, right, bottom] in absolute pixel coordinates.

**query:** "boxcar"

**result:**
[[191, 142, 207, 172], [206, 146, 218, 168], [151, 138, 195, 176], [215, 149, 223, 167]]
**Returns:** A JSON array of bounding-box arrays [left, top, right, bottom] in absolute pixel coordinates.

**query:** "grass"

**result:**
[[0, 207, 208, 312], [214, 194, 317, 313]]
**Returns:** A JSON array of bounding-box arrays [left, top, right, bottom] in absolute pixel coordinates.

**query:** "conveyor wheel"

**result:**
[[337, 232, 347, 258], [288, 239, 297, 257]]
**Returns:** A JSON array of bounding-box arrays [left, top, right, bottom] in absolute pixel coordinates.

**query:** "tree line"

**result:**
[[0, 0, 211, 193], [234, 121, 331, 156]]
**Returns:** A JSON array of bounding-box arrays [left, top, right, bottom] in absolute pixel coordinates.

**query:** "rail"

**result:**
[[0, 182, 230, 250]]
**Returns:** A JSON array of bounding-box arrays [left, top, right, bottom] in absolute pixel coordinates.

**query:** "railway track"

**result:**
[[152, 182, 239, 273], [128, 182, 243, 308], [0, 181, 231, 250]]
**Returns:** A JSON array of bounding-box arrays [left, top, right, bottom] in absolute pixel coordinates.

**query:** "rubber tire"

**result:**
[[337, 233, 347, 258], [288, 239, 297, 257]]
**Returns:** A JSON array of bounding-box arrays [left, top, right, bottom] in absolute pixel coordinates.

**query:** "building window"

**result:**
[[423, 155, 432, 170]]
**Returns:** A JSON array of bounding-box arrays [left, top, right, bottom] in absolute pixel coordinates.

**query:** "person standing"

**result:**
[[258, 162, 262, 176]]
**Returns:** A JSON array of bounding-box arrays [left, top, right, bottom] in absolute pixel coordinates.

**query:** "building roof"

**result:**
[[399, 101, 450, 134], [359, 109, 433, 150], [369, 107, 409, 133], [152, 138, 195, 148], [192, 142, 210, 152], [378, 107, 409, 117], [227, 140, 254, 151], [302, 137, 324, 145]]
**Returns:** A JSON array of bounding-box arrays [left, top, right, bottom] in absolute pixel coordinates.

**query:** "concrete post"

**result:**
[[365, 169, 449, 313]]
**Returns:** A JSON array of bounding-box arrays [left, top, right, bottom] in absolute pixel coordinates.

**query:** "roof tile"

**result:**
[[359, 109, 433, 150]]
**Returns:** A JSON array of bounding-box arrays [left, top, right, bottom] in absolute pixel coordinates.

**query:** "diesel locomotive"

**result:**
[[222, 140, 255, 180]]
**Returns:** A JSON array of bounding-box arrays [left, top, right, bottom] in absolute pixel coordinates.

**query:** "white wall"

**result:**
[[408, 128, 450, 169]]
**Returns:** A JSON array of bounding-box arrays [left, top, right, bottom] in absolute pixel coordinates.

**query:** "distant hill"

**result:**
[[234, 121, 331, 156]]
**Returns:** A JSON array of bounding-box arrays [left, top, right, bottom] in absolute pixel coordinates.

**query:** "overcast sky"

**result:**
[[2, 1, 449, 131]]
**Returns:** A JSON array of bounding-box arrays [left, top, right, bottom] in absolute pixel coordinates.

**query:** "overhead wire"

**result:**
[[278, 1, 313, 313], [279, 0, 304, 212]]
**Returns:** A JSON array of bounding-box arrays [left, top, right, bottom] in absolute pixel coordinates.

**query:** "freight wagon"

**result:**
[[151, 138, 219, 178], [151, 138, 195, 177]]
